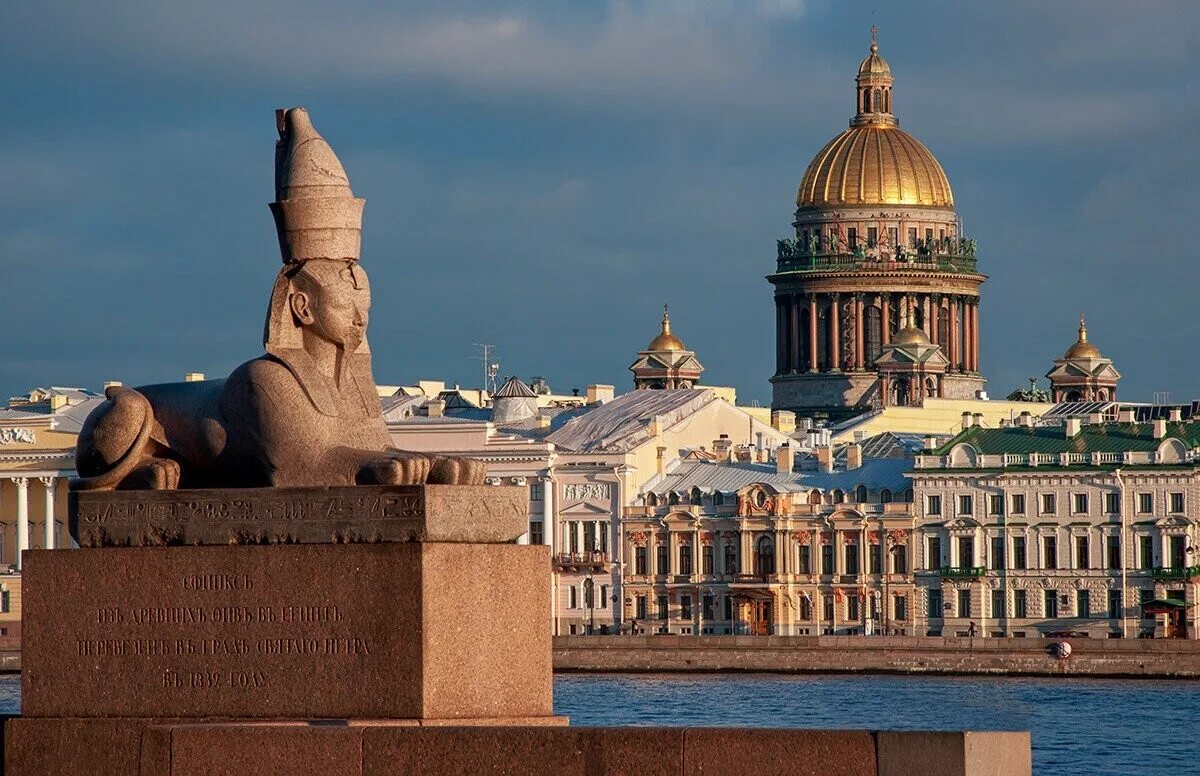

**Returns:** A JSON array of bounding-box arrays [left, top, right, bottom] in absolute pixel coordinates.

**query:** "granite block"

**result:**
[[876, 731, 1031, 776], [22, 542, 550, 720], [683, 728, 877, 776], [70, 485, 527, 547], [157, 724, 363, 776]]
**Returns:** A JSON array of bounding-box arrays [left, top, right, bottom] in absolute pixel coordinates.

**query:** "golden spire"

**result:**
[[870, 24, 879, 53], [647, 303, 686, 352], [662, 304, 671, 336], [1064, 312, 1101, 359]]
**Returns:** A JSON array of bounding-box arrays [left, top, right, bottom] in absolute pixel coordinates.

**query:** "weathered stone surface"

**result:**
[[683, 728, 877, 776], [69, 485, 527, 547], [22, 543, 552, 719], [876, 731, 1032, 776], [71, 107, 484, 492]]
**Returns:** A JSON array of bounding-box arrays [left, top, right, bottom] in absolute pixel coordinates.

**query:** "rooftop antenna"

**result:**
[[473, 343, 500, 396], [1154, 391, 1172, 406]]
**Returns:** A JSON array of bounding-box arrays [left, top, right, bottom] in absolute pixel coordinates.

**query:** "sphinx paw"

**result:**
[[426, 456, 487, 486]]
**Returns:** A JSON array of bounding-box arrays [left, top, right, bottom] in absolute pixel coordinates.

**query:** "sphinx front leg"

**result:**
[[121, 457, 182, 490], [354, 451, 432, 486]]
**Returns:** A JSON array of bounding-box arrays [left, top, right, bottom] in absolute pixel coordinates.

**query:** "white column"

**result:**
[[541, 477, 554, 551], [14, 478, 29, 571], [40, 477, 56, 550]]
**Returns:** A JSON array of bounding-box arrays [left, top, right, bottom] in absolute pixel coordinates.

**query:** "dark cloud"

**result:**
[[1, 0, 1197, 406]]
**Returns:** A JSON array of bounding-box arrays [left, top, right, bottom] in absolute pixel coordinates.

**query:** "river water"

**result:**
[[1, 673, 1194, 774]]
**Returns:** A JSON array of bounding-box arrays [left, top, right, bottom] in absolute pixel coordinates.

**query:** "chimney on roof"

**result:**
[[1087, 412, 1105, 425], [755, 432, 766, 462], [586, 384, 614, 404], [184, 372, 205, 382], [816, 445, 834, 473], [537, 415, 551, 429], [776, 444, 794, 475], [1153, 418, 1167, 439], [1016, 411, 1033, 428], [845, 443, 862, 470], [713, 434, 732, 463], [796, 417, 813, 434], [1118, 408, 1136, 424], [771, 410, 796, 435], [648, 417, 662, 437], [924, 435, 938, 451], [656, 446, 667, 474], [426, 399, 445, 418], [1169, 407, 1183, 422], [1065, 417, 1081, 438], [48, 394, 68, 411], [961, 412, 972, 431], [973, 413, 984, 428]]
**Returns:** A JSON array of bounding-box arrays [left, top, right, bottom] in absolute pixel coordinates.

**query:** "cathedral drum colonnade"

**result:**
[[769, 30, 986, 420]]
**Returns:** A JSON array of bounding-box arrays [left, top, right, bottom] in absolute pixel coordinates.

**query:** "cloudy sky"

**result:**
[[2, 1, 1197, 406]]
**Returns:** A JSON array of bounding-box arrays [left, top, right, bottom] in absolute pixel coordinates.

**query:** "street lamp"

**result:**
[[582, 577, 595, 635]]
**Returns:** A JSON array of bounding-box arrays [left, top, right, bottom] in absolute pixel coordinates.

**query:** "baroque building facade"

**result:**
[[770, 32, 985, 420]]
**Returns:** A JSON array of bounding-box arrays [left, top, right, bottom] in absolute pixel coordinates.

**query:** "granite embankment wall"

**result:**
[[553, 635, 1200, 679]]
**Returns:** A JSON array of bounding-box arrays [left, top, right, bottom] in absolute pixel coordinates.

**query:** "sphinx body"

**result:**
[[72, 108, 483, 491]]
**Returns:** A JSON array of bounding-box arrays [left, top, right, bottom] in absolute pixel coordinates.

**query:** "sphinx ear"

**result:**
[[290, 290, 315, 326]]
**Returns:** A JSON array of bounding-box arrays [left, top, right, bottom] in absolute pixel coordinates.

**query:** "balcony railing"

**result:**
[[775, 236, 978, 275], [554, 552, 611, 570], [938, 566, 987, 578], [1152, 565, 1200, 581]]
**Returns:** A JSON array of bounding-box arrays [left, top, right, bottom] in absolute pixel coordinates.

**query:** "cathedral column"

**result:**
[[13, 478, 28, 571], [949, 296, 960, 371], [880, 293, 891, 345], [966, 302, 976, 372], [789, 297, 801, 373], [776, 299, 786, 375], [40, 476, 55, 550], [854, 294, 865, 371], [829, 294, 841, 372], [808, 295, 818, 373], [972, 301, 981, 372], [931, 295, 941, 346], [923, 296, 932, 337]]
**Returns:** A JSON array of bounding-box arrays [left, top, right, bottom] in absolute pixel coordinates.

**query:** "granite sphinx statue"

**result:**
[[72, 108, 484, 491]]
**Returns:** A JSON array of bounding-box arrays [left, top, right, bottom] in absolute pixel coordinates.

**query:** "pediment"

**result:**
[[1155, 515, 1192, 527], [560, 502, 613, 516]]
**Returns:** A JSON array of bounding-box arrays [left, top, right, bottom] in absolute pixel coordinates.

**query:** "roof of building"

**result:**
[[494, 376, 537, 399], [546, 389, 714, 452], [643, 457, 913, 496], [934, 422, 1200, 456]]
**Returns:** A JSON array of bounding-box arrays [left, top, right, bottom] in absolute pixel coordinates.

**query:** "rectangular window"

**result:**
[[1138, 493, 1153, 514], [569, 523, 579, 554], [957, 589, 971, 618], [702, 545, 714, 575], [888, 226, 898, 247], [1106, 535, 1121, 569], [1171, 492, 1184, 513], [1014, 590, 1028, 619], [583, 522, 597, 553], [1011, 494, 1026, 515], [724, 544, 738, 575], [925, 227, 934, 244], [634, 546, 647, 575], [958, 495, 974, 515], [1077, 590, 1090, 619], [845, 544, 860, 575], [989, 494, 1003, 516], [867, 226, 878, 247], [991, 590, 1006, 619], [1043, 536, 1058, 569], [1139, 588, 1155, 618], [530, 482, 544, 501], [680, 595, 693, 620], [798, 595, 812, 620], [600, 522, 609, 554], [927, 495, 942, 515], [847, 227, 858, 249], [1140, 536, 1153, 569], [869, 544, 882, 574], [990, 536, 1005, 570], [1076, 536, 1090, 569], [569, 586, 578, 609], [1107, 589, 1121, 620], [656, 545, 668, 574], [797, 546, 812, 574], [907, 226, 918, 247], [957, 536, 975, 569], [892, 546, 908, 574], [1013, 537, 1027, 570], [939, 228, 946, 241], [823, 595, 835, 622], [821, 545, 835, 575], [702, 594, 714, 621], [636, 595, 648, 620], [894, 595, 908, 621], [1170, 535, 1186, 569], [1105, 492, 1120, 514], [657, 595, 668, 620], [678, 544, 693, 575], [1041, 494, 1056, 515], [723, 596, 733, 621], [1045, 590, 1059, 619], [848, 595, 860, 622], [927, 537, 942, 570], [928, 589, 943, 618], [1073, 493, 1088, 514]]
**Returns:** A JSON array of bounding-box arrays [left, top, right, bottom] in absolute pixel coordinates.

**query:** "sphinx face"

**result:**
[[293, 261, 371, 352]]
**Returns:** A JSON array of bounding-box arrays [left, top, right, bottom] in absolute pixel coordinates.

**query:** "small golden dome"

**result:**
[[858, 47, 891, 76], [646, 305, 686, 352], [1064, 314, 1101, 359], [892, 310, 931, 346]]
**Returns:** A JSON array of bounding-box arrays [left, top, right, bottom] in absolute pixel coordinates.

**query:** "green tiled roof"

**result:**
[[933, 422, 1200, 456]]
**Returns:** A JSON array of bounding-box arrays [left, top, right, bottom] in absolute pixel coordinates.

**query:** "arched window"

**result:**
[[873, 88, 881, 111], [863, 89, 872, 112], [893, 379, 910, 407], [904, 489, 914, 503], [925, 377, 938, 398], [755, 536, 776, 575], [713, 491, 725, 507], [817, 305, 829, 370], [866, 306, 882, 363], [855, 485, 868, 503], [669, 492, 680, 505], [691, 487, 703, 505], [880, 489, 893, 504], [883, 89, 891, 112], [1066, 390, 1082, 402], [1097, 389, 1109, 401], [645, 492, 658, 507], [808, 490, 823, 506], [830, 488, 845, 505]]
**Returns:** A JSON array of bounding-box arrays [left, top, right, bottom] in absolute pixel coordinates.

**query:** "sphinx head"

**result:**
[[288, 260, 371, 353]]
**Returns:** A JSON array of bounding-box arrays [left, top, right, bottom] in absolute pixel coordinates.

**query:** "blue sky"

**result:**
[[2, 1, 1197, 406]]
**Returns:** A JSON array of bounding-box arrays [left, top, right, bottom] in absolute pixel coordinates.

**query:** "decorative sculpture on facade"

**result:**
[[72, 108, 485, 491]]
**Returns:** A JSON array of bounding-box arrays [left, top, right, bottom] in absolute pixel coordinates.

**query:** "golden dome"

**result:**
[[1064, 314, 1101, 359], [892, 310, 931, 346], [646, 305, 686, 352], [797, 30, 954, 210]]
